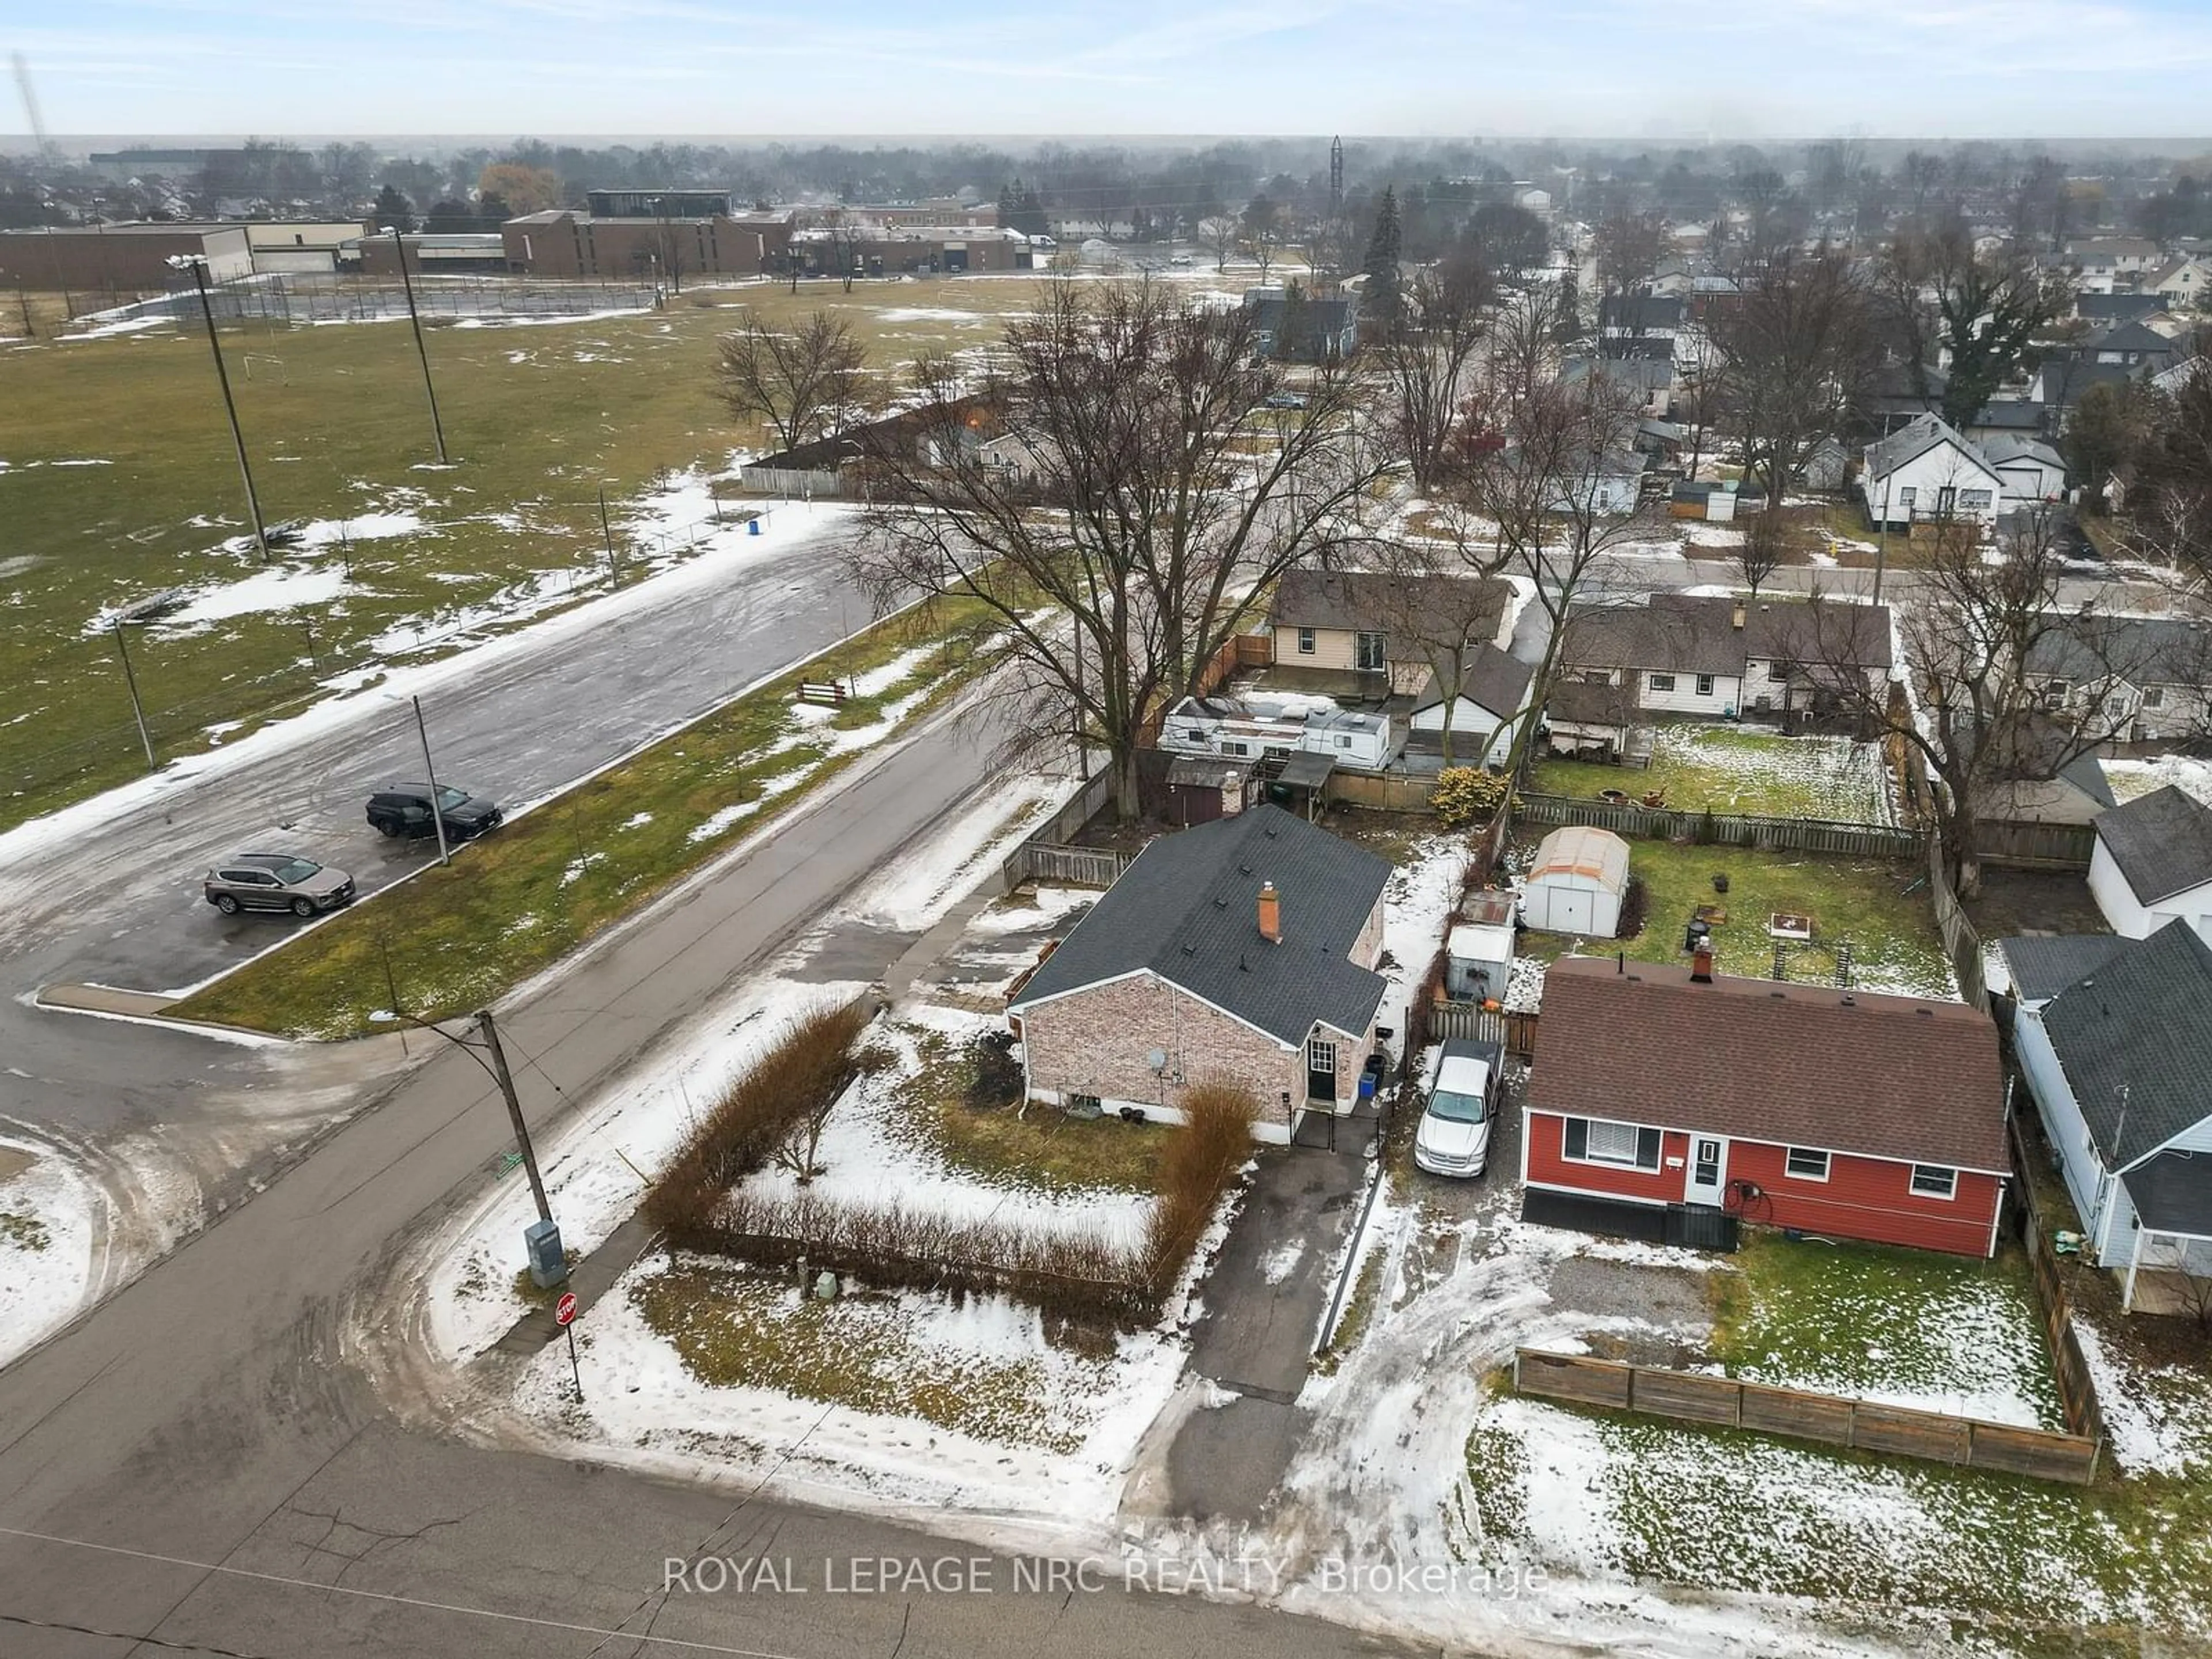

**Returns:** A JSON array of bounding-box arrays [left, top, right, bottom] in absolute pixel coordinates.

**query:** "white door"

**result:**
[[1685, 1134, 1728, 1207], [1552, 886, 1593, 934]]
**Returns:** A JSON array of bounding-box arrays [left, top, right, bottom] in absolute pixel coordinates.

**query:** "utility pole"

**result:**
[[477, 1010, 552, 1224], [387, 225, 449, 465], [111, 621, 156, 768], [1873, 472, 1893, 607], [410, 694, 452, 866], [171, 254, 271, 564], [597, 487, 619, 581]]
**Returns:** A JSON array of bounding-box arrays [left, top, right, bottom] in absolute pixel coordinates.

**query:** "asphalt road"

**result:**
[[0, 510, 875, 1145], [0, 706, 1422, 1659]]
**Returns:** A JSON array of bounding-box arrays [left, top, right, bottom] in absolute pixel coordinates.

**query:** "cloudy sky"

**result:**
[[11, 0, 2212, 139]]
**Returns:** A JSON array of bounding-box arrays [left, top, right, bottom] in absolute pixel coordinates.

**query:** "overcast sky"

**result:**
[[12, 0, 2212, 141]]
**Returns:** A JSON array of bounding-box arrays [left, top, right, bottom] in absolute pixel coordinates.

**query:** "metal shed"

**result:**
[[1521, 826, 1631, 939]]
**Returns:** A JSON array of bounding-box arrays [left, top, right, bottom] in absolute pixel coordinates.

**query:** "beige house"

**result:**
[[1270, 567, 1513, 697], [1007, 806, 1392, 1144]]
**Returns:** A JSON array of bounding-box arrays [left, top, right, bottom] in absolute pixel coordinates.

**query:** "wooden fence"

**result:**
[[2009, 1111, 2109, 1446], [1514, 1349, 2102, 1485], [1327, 770, 1442, 813], [1927, 836, 1987, 1007], [1427, 999, 1537, 1059], [1514, 794, 1922, 858], [1006, 841, 1129, 888]]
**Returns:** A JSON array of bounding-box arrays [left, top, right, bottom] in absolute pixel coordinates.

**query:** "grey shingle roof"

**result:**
[[1995, 934, 2132, 1003], [2038, 922, 2212, 1169], [2095, 786, 2212, 905], [1863, 412, 1999, 484], [1562, 593, 1893, 679], [2122, 1153, 2212, 1239], [1007, 805, 1391, 1046], [1411, 643, 1533, 719], [2024, 615, 2212, 690]]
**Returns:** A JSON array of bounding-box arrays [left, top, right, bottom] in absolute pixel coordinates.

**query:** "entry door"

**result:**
[[1685, 1134, 1728, 1207], [1306, 1036, 1339, 1105], [1554, 887, 1593, 935]]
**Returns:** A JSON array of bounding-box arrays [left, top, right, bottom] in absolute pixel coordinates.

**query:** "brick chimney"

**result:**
[[1691, 939, 1714, 982], [1256, 880, 1282, 944]]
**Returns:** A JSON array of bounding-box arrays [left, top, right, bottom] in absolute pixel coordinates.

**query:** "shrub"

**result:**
[[1617, 874, 1650, 940], [645, 999, 873, 1237], [1140, 1080, 1259, 1299], [1433, 766, 1509, 829], [964, 1029, 1023, 1110]]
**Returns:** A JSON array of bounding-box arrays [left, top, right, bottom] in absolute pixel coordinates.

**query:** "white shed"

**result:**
[[1521, 825, 1631, 939]]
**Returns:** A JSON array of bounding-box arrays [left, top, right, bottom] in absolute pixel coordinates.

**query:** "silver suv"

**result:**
[[203, 854, 357, 917]]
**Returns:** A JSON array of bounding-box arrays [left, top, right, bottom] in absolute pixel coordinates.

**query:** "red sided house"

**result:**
[[1522, 953, 2009, 1256]]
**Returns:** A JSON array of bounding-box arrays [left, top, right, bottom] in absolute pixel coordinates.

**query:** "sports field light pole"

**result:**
[[167, 253, 272, 565], [382, 224, 449, 465]]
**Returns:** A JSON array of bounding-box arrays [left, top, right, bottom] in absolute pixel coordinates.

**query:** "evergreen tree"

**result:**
[[1554, 266, 1582, 343], [1362, 187, 1403, 324], [373, 183, 416, 235]]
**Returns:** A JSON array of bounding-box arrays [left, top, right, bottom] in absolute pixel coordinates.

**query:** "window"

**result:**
[[1297, 627, 1316, 656], [2105, 695, 2128, 716], [1897, 486, 1916, 509], [1910, 1165, 1958, 1199], [1785, 1147, 1831, 1181], [1649, 672, 1676, 693], [1355, 631, 1387, 672], [1695, 673, 1715, 698], [1221, 740, 1249, 757], [2145, 687, 2165, 709], [1306, 1037, 1338, 1073], [1960, 489, 1993, 510], [1336, 734, 1351, 748], [1563, 1116, 1663, 1171]]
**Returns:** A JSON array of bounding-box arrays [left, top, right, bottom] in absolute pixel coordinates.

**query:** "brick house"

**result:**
[[1522, 954, 2009, 1256], [1007, 806, 1391, 1143]]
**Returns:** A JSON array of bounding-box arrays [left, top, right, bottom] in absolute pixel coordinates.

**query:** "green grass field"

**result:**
[[1532, 724, 1891, 822], [0, 275, 1058, 832], [1522, 835, 1953, 999]]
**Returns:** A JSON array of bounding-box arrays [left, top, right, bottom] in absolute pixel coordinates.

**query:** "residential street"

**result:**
[[0, 697, 1429, 1657]]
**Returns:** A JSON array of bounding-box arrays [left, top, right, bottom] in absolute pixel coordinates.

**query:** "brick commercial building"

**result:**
[[1524, 954, 2009, 1256], [0, 223, 251, 292], [786, 225, 1036, 278], [1007, 806, 1392, 1143], [502, 200, 794, 282]]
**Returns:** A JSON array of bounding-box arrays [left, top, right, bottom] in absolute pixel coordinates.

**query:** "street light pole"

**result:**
[[111, 620, 156, 769], [410, 694, 452, 866], [171, 254, 271, 564], [385, 225, 449, 465]]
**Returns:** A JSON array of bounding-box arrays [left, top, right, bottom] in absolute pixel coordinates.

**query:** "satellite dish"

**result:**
[[1146, 1048, 1169, 1073]]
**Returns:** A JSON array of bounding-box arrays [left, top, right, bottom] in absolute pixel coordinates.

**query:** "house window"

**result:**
[[1563, 1116, 1663, 1171], [1649, 672, 1676, 693], [1297, 627, 1316, 656], [1897, 486, 1916, 510], [2105, 695, 2127, 716], [1222, 740, 1249, 757], [1910, 1165, 1958, 1199], [2145, 687, 2165, 709], [1355, 631, 1387, 672], [1961, 490, 1993, 510], [1785, 1147, 1831, 1181], [1306, 1037, 1338, 1073], [1696, 673, 1715, 697]]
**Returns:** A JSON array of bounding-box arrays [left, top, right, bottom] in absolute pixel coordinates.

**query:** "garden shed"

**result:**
[[1522, 826, 1631, 938]]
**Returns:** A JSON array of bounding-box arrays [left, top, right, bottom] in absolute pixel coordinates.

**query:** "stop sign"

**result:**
[[554, 1291, 578, 1327]]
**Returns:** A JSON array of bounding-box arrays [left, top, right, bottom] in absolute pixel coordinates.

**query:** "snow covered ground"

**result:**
[[0, 1138, 97, 1368], [2105, 752, 2212, 808]]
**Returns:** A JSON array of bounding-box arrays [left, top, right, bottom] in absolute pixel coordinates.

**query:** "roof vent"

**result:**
[[1213, 896, 1228, 909], [1916, 1007, 1934, 1016], [1770, 990, 1786, 998], [1840, 994, 1855, 1006]]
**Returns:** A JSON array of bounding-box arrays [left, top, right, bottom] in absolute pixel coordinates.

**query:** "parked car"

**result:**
[[1414, 1037, 1505, 1177], [203, 854, 356, 917], [365, 783, 503, 842], [1263, 391, 1308, 410]]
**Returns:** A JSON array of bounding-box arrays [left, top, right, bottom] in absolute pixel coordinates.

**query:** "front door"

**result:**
[[1306, 1036, 1339, 1106], [1685, 1134, 1728, 1207]]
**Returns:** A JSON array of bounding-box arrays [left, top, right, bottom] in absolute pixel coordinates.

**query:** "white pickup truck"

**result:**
[[1413, 1037, 1505, 1178]]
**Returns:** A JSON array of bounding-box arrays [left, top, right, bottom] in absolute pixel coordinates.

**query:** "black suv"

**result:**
[[365, 783, 503, 842]]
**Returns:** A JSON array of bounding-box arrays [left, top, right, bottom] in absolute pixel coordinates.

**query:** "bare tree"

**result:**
[[1880, 218, 2070, 429], [1705, 245, 1881, 500], [1242, 196, 1288, 286], [843, 283, 1390, 820], [1593, 210, 1670, 296], [1377, 252, 1497, 494], [1731, 506, 1790, 599], [1461, 355, 1661, 775], [712, 309, 869, 453], [821, 207, 865, 293], [2121, 350, 2212, 585], [1198, 214, 1239, 274], [1364, 537, 1514, 769], [1782, 508, 2141, 897]]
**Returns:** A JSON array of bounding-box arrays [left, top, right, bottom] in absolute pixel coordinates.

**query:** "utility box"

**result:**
[[524, 1217, 567, 1289]]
